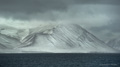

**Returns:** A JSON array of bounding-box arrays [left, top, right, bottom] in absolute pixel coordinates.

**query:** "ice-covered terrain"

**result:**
[[0, 23, 118, 53], [107, 38, 120, 50]]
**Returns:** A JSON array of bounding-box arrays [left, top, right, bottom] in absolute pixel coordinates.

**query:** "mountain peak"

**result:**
[[0, 23, 118, 53]]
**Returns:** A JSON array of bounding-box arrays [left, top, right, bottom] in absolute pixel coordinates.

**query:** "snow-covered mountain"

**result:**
[[107, 38, 120, 50], [0, 23, 118, 53]]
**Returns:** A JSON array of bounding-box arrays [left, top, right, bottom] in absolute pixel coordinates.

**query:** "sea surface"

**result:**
[[0, 53, 120, 67]]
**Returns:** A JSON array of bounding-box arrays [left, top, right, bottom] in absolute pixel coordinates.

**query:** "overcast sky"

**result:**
[[0, 0, 120, 41]]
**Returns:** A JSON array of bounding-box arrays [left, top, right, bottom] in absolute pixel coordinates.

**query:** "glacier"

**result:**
[[0, 23, 118, 53]]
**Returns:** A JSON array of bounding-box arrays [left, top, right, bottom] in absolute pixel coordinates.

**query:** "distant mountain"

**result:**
[[0, 24, 118, 53], [107, 38, 120, 50]]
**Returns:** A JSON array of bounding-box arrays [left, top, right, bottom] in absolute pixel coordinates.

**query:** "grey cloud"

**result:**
[[0, 0, 74, 20], [0, 0, 120, 41], [107, 21, 120, 32], [75, 0, 120, 5], [0, 0, 120, 20], [0, 0, 69, 13], [0, 0, 119, 12], [90, 20, 120, 41], [90, 20, 120, 33]]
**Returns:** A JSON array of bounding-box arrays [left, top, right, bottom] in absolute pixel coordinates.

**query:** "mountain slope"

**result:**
[[19, 24, 118, 53], [107, 38, 120, 50], [0, 24, 118, 53]]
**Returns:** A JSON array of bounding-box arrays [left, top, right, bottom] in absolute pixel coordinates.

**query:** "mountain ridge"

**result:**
[[0, 23, 118, 53]]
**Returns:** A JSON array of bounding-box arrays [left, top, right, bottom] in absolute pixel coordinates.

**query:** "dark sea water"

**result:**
[[0, 53, 120, 67]]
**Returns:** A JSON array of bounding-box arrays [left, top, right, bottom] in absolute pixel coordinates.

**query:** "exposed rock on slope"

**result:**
[[0, 24, 118, 53], [107, 38, 120, 50]]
